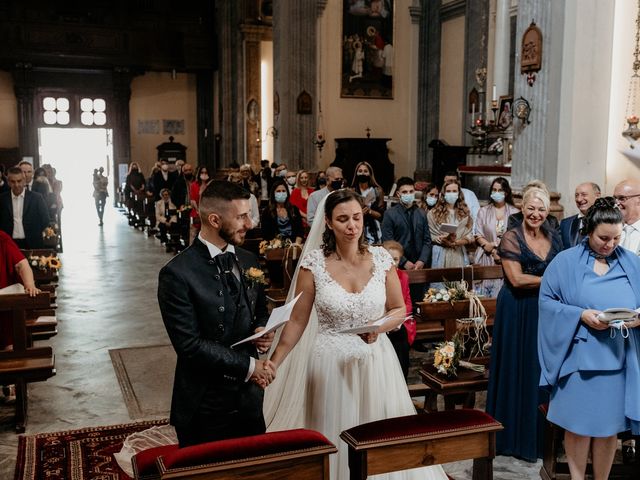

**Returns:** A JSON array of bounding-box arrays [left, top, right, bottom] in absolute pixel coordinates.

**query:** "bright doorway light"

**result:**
[[38, 127, 113, 227]]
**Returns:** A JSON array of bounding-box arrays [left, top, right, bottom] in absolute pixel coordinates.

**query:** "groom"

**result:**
[[158, 180, 275, 447]]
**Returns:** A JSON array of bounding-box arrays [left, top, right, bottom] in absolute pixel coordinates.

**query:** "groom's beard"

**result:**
[[219, 222, 246, 246]]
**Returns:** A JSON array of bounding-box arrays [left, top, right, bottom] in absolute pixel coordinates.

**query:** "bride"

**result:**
[[265, 189, 447, 479]]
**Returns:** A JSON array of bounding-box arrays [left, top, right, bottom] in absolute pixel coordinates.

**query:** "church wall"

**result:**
[[0, 72, 18, 148], [317, 0, 417, 178], [438, 15, 466, 146], [129, 72, 197, 174]]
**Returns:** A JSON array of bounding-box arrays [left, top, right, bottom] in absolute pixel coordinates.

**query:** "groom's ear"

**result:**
[[207, 212, 222, 229]]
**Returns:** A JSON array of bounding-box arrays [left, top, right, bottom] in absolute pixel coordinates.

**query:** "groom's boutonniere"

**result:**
[[244, 267, 268, 287]]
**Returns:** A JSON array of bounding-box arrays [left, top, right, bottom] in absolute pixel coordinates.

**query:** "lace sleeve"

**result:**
[[372, 246, 394, 272], [299, 248, 324, 275], [497, 229, 522, 262]]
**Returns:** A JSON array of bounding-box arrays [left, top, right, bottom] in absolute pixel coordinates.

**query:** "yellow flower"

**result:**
[[244, 267, 267, 286]]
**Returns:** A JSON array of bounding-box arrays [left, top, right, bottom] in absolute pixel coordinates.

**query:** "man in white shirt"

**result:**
[[0, 167, 50, 248], [307, 166, 344, 226], [614, 179, 640, 255]]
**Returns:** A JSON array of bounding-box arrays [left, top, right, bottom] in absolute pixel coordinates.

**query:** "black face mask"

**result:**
[[330, 179, 343, 190], [316, 178, 327, 187], [183, 173, 193, 181], [356, 174, 370, 184]]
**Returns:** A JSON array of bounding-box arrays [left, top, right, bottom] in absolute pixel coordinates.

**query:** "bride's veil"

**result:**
[[263, 192, 330, 430]]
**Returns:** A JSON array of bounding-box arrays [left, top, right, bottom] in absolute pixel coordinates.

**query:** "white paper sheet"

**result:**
[[0, 283, 25, 295], [337, 313, 410, 335], [231, 292, 303, 348]]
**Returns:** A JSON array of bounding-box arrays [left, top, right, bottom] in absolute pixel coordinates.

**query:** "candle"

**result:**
[[492, 85, 497, 102], [471, 102, 476, 122]]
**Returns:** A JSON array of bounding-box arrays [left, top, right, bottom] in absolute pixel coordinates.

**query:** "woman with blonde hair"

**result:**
[[427, 179, 473, 268], [289, 169, 315, 227]]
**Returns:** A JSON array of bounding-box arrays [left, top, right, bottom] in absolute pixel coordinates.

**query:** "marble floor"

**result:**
[[0, 204, 541, 479]]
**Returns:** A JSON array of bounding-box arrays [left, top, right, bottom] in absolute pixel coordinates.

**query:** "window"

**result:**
[[80, 98, 107, 126], [42, 97, 70, 125]]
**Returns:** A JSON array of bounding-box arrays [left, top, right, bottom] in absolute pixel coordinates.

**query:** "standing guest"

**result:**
[[171, 163, 194, 209], [42, 164, 63, 225], [0, 165, 8, 194], [18, 161, 34, 191], [284, 170, 297, 194], [274, 163, 288, 179], [428, 179, 473, 269], [382, 240, 416, 378], [124, 162, 145, 217], [486, 186, 563, 461], [174, 159, 185, 174], [260, 179, 304, 244], [381, 177, 432, 305], [31, 167, 51, 198], [93, 167, 109, 226], [473, 177, 519, 296], [229, 172, 260, 229], [560, 182, 601, 250], [189, 166, 210, 243], [289, 170, 314, 227], [421, 182, 439, 211], [307, 166, 344, 226], [151, 159, 178, 201], [239, 164, 259, 197], [315, 171, 327, 189], [350, 161, 384, 244], [507, 180, 560, 231], [539, 197, 640, 480], [443, 171, 480, 225], [258, 160, 273, 208], [155, 188, 178, 245], [0, 167, 50, 249], [158, 181, 275, 447], [613, 179, 640, 255]]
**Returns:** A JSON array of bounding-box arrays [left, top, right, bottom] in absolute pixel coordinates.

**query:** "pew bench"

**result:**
[[340, 409, 502, 480], [0, 292, 56, 433], [132, 429, 337, 480]]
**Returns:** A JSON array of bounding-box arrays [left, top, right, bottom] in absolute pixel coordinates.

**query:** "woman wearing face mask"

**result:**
[[427, 179, 473, 269], [350, 161, 384, 244], [125, 162, 146, 222], [188, 166, 211, 243], [260, 179, 304, 244], [473, 177, 519, 296], [421, 183, 439, 211], [289, 170, 315, 227]]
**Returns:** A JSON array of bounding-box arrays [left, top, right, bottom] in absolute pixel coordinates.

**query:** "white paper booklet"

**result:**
[[338, 313, 409, 335], [597, 307, 640, 323], [440, 223, 458, 234], [231, 292, 303, 348]]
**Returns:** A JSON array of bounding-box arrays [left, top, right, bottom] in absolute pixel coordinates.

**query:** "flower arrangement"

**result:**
[[244, 267, 268, 287], [423, 281, 467, 304], [259, 236, 293, 255], [29, 255, 62, 271], [42, 226, 58, 240], [433, 337, 462, 377]]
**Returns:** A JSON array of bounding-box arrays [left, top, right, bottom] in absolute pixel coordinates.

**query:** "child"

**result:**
[[383, 240, 417, 378]]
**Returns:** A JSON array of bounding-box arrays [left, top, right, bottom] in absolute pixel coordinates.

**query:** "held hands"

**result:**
[[252, 327, 274, 354], [580, 309, 609, 330], [250, 359, 277, 389], [358, 331, 379, 344]]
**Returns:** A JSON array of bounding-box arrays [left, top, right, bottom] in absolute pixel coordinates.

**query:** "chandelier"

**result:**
[[623, 0, 640, 147]]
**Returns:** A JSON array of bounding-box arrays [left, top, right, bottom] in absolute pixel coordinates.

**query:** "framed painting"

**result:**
[[498, 95, 513, 129], [341, 0, 394, 99]]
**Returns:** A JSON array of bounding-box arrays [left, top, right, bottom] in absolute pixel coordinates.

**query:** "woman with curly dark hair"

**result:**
[[260, 179, 304, 243], [350, 161, 384, 243]]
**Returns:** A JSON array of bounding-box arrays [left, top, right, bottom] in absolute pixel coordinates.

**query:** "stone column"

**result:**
[[492, 0, 510, 104], [511, 0, 566, 190], [12, 63, 37, 162], [112, 67, 133, 202], [196, 71, 215, 172], [272, 0, 317, 171], [415, 0, 441, 179]]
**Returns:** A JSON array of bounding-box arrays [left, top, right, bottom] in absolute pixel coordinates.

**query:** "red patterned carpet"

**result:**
[[14, 419, 168, 480]]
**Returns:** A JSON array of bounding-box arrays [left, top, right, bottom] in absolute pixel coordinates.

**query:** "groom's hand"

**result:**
[[250, 359, 277, 389], [252, 327, 275, 354]]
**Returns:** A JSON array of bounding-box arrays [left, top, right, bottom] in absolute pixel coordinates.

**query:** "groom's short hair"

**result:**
[[199, 180, 250, 219]]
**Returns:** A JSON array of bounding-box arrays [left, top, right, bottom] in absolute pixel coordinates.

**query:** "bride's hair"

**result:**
[[321, 189, 367, 256]]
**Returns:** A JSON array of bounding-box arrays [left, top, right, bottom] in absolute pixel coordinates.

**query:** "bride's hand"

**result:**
[[358, 332, 379, 344]]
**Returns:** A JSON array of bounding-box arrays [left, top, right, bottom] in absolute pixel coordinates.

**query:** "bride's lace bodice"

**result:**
[[300, 246, 393, 340]]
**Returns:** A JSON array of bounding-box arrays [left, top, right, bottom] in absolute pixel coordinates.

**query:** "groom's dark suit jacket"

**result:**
[[158, 238, 269, 439]]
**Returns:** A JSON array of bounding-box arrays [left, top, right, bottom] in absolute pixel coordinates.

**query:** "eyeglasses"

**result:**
[[614, 194, 640, 203]]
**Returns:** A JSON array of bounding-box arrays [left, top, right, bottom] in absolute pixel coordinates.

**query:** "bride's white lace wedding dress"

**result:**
[[299, 246, 447, 480]]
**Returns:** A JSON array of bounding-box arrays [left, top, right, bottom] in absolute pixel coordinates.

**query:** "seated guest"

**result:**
[[239, 164, 260, 197], [351, 161, 384, 244], [382, 240, 415, 379], [260, 179, 303, 244], [486, 186, 562, 461], [420, 182, 439, 211], [507, 180, 560, 231], [289, 170, 314, 227], [307, 166, 344, 226], [539, 197, 640, 480], [155, 188, 178, 243], [0, 167, 50, 249], [428, 179, 473, 269], [613, 179, 640, 255], [443, 171, 480, 225], [473, 177, 519, 296], [560, 182, 600, 249], [229, 172, 260, 228]]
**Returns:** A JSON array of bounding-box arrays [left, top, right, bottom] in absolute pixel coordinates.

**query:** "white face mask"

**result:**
[[286, 177, 296, 186], [426, 196, 438, 207], [444, 192, 459, 205]]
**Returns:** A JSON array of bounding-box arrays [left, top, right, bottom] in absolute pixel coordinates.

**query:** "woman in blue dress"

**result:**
[[538, 197, 640, 480], [486, 186, 562, 461]]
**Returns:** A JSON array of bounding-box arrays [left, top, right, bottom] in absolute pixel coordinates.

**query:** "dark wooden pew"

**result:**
[[0, 292, 56, 433]]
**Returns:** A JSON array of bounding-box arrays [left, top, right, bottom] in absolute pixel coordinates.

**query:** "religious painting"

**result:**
[[297, 90, 312, 114], [341, 0, 394, 99], [498, 95, 513, 129], [163, 119, 185, 135], [137, 119, 160, 134]]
